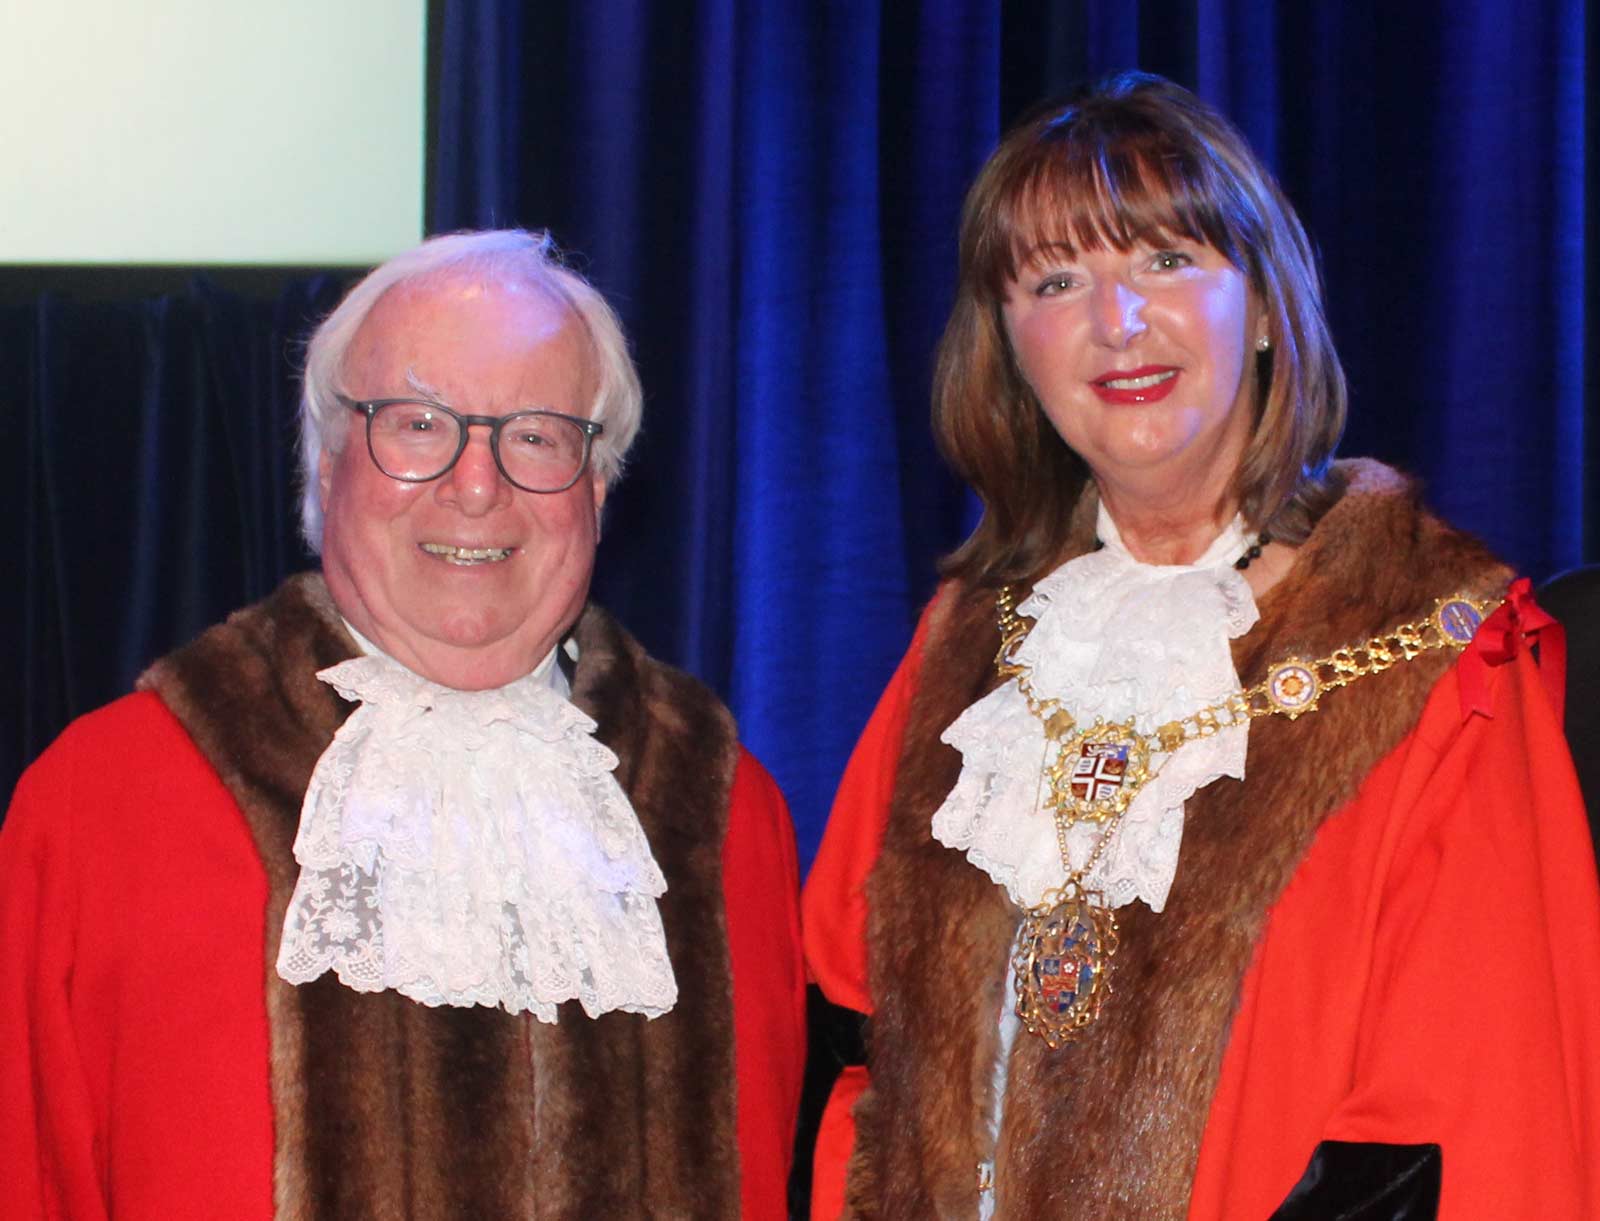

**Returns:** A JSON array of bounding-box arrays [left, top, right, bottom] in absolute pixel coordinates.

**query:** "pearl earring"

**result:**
[[1255, 335, 1271, 352]]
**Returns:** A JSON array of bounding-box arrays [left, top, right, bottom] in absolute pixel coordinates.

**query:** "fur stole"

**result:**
[[849, 460, 1511, 1219], [140, 573, 743, 1219]]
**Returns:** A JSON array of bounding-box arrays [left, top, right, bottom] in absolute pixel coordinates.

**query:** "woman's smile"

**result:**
[[1091, 365, 1181, 404]]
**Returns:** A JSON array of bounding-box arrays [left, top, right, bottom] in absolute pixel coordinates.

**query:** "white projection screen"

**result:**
[[0, 0, 427, 266]]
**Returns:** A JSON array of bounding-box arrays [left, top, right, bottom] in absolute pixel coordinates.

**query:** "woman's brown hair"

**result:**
[[936, 72, 1346, 586]]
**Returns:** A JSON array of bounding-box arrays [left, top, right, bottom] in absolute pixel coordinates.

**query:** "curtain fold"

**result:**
[[428, 1, 994, 860]]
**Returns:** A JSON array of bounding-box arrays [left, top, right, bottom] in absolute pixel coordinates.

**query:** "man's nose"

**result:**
[[435, 427, 512, 514]]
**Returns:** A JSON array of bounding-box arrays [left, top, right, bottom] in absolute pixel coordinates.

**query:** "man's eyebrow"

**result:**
[[403, 368, 447, 401]]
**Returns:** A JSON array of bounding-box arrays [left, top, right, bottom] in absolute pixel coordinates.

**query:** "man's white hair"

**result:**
[[297, 229, 643, 552]]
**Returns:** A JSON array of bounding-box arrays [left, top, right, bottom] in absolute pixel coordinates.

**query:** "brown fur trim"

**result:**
[[852, 461, 1510, 1219], [140, 574, 743, 1219]]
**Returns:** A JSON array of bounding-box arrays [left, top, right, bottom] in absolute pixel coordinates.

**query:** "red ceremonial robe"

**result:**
[[805, 471, 1600, 1219], [1, 595, 804, 1220]]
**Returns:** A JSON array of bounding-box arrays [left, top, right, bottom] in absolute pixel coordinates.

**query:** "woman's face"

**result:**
[[1001, 236, 1264, 513]]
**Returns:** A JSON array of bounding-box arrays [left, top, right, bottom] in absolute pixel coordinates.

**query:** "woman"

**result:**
[[804, 73, 1600, 1219]]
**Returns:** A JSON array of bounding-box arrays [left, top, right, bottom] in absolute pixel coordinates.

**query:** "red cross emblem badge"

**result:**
[[1069, 741, 1130, 801]]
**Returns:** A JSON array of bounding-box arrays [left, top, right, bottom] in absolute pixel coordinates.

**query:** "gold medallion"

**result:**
[[1434, 596, 1489, 644], [1264, 659, 1321, 718], [1012, 886, 1120, 1049], [1043, 719, 1151, 825]]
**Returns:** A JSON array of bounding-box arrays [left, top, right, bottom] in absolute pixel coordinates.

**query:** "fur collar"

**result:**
[[850, 461, 1510, 1219], [141, 574, 744, 1219]]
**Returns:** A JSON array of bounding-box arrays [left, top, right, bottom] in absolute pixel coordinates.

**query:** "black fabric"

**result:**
[[1537, 566, 1600, 866], [1271, 1141, 1442, 1221], [790, 986, 869, 1217]]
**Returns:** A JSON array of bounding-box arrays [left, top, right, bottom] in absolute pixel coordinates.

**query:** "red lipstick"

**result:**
[[1091, 365, 1180, 404]]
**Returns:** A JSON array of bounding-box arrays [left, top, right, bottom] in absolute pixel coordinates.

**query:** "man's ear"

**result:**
[[318, 446, 337, 509]]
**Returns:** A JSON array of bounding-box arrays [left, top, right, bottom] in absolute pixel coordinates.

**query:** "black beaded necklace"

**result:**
[[1232, 530, 1271, 571]]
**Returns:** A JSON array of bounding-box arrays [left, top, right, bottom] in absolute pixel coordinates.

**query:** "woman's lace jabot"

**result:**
[[274, 639, 677, 1022], [932, 506, 1261, 913]]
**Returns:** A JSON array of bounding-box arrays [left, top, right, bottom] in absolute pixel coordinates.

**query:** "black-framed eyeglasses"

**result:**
[[338, 394, 605, 494]]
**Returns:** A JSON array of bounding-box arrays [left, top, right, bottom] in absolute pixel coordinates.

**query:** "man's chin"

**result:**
[[407, 627, 559, 691], [402, 648, 527, 691]]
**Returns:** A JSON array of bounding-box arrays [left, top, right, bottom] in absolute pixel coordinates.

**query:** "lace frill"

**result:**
[[932, 507, 1260, 913], [274, 652, 677, 1022]]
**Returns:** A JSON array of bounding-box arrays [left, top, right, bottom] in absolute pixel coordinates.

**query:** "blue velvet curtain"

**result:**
[[5, 2, 1594, 873], [429, 0, 1594, 869], [429, 2, 995, 869]]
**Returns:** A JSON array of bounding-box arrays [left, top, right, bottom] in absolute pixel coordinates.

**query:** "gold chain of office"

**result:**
[[993, 583, 1497, 1049]]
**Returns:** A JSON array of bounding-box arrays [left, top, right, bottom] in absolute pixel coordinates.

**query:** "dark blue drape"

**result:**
[[432, 2, 995, 871], [6, 3, 1593, 876], [429, 0, 1594, 870], [3, 279, 343, 801]]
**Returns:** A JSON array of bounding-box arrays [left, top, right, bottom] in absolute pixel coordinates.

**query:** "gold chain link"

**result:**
[[996, 584, 1497, 749]]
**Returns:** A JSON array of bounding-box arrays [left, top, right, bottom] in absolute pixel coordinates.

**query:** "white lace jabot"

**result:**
[[274, 634, 678, 1022], [932, 505, 1260, 913]]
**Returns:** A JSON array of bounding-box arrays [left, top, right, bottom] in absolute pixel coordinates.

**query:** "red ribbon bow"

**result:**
[[1458, 577, 1566, 722]]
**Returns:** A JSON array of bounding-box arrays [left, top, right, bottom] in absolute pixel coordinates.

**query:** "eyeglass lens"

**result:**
[[367, 400, 590, 492]]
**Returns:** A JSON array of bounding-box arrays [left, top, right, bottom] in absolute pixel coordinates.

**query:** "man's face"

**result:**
[[318, 274, 605, 690]]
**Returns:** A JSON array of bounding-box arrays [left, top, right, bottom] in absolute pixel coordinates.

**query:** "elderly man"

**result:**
[[0, 231, 805, 1218]]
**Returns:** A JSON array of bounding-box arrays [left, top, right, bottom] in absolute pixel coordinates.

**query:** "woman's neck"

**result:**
[[1100, 499, 1296, 601], [1098, 487, 1235, 566]]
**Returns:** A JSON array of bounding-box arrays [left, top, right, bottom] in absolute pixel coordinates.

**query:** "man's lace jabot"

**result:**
[[274, 643, 677, 1022], [932, 506, 1260, 913]]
